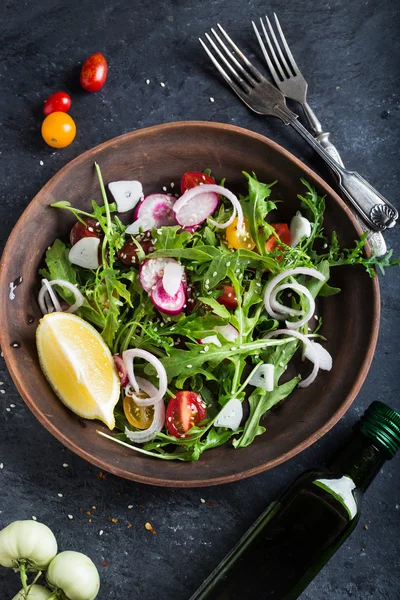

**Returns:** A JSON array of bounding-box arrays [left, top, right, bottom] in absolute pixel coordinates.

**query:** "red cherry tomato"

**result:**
[[181, 171, 215, 194], [265, 223, 291, 252], [70, 218, 103, 246], [43, 92, 72, 116], [216, 285, 238, 310], [80, 52, 108, 92], [166, 391, 207, 438], [117, 238, 154, 266]]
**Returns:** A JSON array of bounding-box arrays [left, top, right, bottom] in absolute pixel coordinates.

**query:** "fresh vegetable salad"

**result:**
[[36, 164, 397, 461]]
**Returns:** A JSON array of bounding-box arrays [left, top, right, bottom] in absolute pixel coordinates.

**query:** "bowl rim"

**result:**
[[0, 120, 380, 487]]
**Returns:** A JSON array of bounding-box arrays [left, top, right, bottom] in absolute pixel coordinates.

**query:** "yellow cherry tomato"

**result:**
[[225, 217, 255, 250], [41, 112, 76, 148], [123, 394, 154, 430]]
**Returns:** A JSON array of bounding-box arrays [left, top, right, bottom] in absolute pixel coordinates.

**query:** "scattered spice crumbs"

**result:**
[[139, 504, 145, 509], [97, 471, 107, 480], [145, 522, 156, 535], [127, 524, 133, 529], [109, 517, 118, 524], [102, 561, 108, 567]]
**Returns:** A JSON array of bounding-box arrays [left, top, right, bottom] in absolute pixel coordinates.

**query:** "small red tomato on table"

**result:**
[[166, 391, 207, 438], [43, 91, 72, 116], [80, 52, 108, 92]]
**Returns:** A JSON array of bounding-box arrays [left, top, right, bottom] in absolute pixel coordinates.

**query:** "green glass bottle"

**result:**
[[190, 402, 400, 600]]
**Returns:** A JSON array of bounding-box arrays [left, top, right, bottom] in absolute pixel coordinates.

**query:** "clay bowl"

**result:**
[[0, 121, 379, 487]]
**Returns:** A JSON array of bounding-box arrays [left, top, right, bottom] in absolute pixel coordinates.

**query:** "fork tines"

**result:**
[[199, 23, 262, 96]]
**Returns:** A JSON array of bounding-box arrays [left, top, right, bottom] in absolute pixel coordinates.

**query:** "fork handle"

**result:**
[[275, 105, 398, 232], [302, 102, 344, 167]]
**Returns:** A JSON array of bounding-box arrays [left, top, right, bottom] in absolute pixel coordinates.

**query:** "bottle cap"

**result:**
[[359, 401, 400, 459]]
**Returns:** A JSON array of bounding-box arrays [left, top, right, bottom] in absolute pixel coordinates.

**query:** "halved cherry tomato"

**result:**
[[181, 171, 215, 194], [117, 238, 154, 266], [43, 92, 71, 116], [216, 285, 238, 310], [166, 391, 207, 438], [123, 395, 154, 429], [80, 52, 108, 92], [265, 223, 291, 252], [41, 112, 76, 148], [225, 216, 255, 250], [70, 217, 103, 246]]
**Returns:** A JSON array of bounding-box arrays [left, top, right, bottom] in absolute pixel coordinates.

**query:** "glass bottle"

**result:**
[[190, 401, 400, 600]]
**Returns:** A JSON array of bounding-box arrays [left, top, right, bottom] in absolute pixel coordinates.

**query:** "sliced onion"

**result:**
[[122, 349, 167, 404], [214, 398, 243, 430], [38, 279, 61, 314], [264, 329, 320, 388], [270, 283, 316, 329], [264, 267, 325, 320], [162, 261, 184, 297], [124, 397, 165, 443], [290, 213, 312, 247], [68, 237, 100, 269], [248, 363, 274, 392], [125, 376, 163, 407], [38, 279, 85, 315], [305, 342, 333, 371], [173, 184, 244, 232], [125, 216, 155, 235]]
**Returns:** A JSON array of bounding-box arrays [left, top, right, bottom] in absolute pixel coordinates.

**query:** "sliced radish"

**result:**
[[134, 194, 177, 227], [173, 184, 244, 232], [214, 398, 243, 430], [290, 213, 312, 248], [113, 354, 129, 387], [174, 190, 218, 228], [304, 342, 333, 371], [201, 323, 239, 347], [139, 257, 180, 293], [249, 364, 274, 392], [108, 180, 144, 213], [68, 237, 100, 269], [163, 261, 184, 297], [151, 280, 186, 315]]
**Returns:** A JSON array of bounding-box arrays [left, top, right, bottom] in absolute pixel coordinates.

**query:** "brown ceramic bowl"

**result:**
[[0, 122, 379, 487]]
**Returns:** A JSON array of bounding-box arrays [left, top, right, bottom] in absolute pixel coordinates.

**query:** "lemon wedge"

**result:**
[[36, 312, 120, 429]]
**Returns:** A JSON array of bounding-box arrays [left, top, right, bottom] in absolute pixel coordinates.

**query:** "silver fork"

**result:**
[[253, 14, 344, 167], [199, 24, 398, 240]]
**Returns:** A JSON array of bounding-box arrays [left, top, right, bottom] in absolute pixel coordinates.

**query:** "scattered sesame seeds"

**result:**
[[5, 408, 10, 412], [32, 516, 37, 521], [256, 283, 262, 287], [187, 364, 193, 369], [200, 498, 206, 503], [236, 269, 240, 274], [39, 160, 44, 166], [1, 390, 6, 394], [99, 530, 104, 536], [314, 315, 318, 320], [205, 279, 210, 285], [209, 97, 215, 103], [58, 493, 63, 498], [160, 82, 165, 87], [128, 505, 133, 509], [0, 463, 3, 469], [146, 79, 150, 84], [212, 271, 217, 277], [68, 515, 74, 520], [170, 182, 175, 188], [226, 261, 231, 266], [62, 463, 68, 468]]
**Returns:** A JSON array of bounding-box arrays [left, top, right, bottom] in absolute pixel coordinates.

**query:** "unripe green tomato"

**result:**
[[0, 521, 57, 569], [12, 584, 53, 600], [46, 551, 100, 600]]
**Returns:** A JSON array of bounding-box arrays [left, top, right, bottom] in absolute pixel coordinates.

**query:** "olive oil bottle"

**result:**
[[190, 402, 400, 600]]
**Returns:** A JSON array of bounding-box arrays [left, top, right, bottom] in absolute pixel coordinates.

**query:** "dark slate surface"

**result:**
[[0, 0, 399, 598]]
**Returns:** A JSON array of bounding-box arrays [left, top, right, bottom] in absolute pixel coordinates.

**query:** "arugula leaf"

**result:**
[[40, 239, 78, 304], [153, 226, 192, 251]]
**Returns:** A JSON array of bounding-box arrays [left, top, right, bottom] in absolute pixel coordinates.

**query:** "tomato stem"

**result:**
[[19, 562, 29, 594]]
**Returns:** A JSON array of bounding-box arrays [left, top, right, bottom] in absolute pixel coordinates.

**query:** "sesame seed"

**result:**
[[209, 97, 215, 103], [99, 530, 104, 536], [0, 463, 3, 469], [32, 516, 37, 521], [205, 279, 210, 285], [1, 390, 6, 394], [231, 347, 237, 351], [146, 79, 150, 84], [256, 283, 261, 287], [128, 505, 133, 509], [58, 493, 63, 498], [187, 364, 193, 368], [68, 515, 73, 520], [168, 417, 172, 422], [63, 463, 68, 468], [170, 182, 175, 188], [226, 261, 231, 266], [235, 269, 240, 274], [39, 160, 44, 166], [201, 498, 206, 503], [157, 229, 163, 234], [5, 408, 10, 412], [212, 271, 217, 277], [314, 315, 318, 320], [160, 82, 166, 87]]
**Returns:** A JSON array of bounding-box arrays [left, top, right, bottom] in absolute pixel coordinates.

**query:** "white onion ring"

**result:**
[[38, 279, 85, 315], [38, 279, 61, 314], [264, 329, 320, 388], [122, 349, 167, 405], [124, 398, 165, 443], [270, 283, 316, 329], [125, 376, 164, 407], [264, 267, 325, 321], [173, 184, 244, 232]]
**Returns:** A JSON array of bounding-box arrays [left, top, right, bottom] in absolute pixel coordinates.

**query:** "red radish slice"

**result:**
[[151, 280, 186, 315], [108, 180, 144, 213], [68, 237, 100, 269], [139, 257, 179, 293], [174, 190, 218, 228], [173, 184, 244, 232], [113, 354, 129, 387], [135, 194, 177, 227], [163, 261, 185, 297]]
